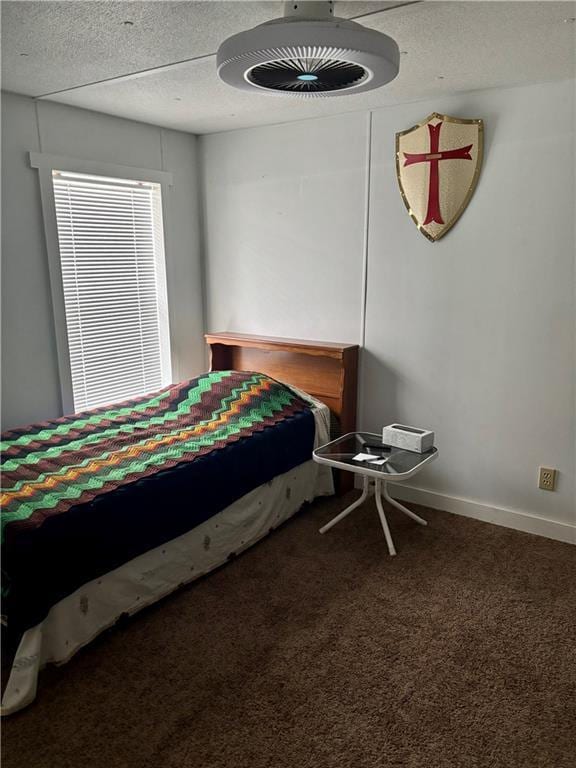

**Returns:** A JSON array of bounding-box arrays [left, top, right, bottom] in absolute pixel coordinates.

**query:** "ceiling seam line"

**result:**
[[349, 1, 423, 21], [33, 52, 218, 99]]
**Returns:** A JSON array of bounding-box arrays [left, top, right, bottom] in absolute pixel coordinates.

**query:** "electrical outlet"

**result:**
[[538, 467, 557, 491]]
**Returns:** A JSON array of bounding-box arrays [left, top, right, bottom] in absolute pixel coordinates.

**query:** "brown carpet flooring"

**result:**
[[2, 493, 575, 768]]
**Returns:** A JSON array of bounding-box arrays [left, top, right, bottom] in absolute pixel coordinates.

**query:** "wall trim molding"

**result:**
[[29, 152, 173, 186], [389, 483, 575, 545]]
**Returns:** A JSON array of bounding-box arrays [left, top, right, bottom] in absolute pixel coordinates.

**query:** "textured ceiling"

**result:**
[[2, 1, 402, 96], [2, 1, 575, 134]]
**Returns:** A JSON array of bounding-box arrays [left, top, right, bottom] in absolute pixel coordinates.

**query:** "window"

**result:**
[[51, 170, 172, 412]]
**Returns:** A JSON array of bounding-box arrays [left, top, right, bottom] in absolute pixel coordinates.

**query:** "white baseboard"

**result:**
[[388, 483, 576, 544], [386, 483, 575, 545]]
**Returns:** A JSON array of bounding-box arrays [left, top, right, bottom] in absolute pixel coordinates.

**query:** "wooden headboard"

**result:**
[[205, 332, 359, 436]]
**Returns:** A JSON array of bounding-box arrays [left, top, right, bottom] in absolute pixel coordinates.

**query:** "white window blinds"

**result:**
[[52, 170, 172, 413]]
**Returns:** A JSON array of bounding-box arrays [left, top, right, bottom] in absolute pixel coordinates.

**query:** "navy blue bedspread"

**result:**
[[2, 408, 315, 651]]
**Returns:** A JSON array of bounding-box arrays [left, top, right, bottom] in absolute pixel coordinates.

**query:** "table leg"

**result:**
[[319, 476, 369, 534], [381, 482, 428, 526], [318, 476, 428, 558], [374, 479, 397, 557]]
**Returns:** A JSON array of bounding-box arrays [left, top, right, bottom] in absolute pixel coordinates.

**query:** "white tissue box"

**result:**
[[382, 424, 434, 453]]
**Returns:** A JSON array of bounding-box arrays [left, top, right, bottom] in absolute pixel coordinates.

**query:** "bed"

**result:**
[[1, 333, 358, 715]]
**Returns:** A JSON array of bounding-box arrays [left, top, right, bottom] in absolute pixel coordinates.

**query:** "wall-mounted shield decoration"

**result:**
[[396, 113, 484, 242]]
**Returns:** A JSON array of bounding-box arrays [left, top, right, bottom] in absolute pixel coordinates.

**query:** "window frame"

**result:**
[[30, 152, 174, 415]]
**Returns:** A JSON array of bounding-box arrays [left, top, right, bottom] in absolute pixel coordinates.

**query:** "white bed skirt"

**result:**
[[1, 401, 333, 716]]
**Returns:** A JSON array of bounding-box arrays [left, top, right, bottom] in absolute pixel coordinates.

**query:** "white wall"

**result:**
[[364, 82, 575, 532], [200, 80, 575, 540], [1, 92, 205, 429], [200, 111, 369, 343]]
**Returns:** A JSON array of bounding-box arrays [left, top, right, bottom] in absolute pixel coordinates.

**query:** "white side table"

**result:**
[[313, 432, 438, 556]]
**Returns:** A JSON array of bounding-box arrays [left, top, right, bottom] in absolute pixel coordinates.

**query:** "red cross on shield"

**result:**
[[396, 113, 484, 242]]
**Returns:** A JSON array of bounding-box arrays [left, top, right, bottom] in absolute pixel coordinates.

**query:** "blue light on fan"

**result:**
[[297, 74, 318, 81]]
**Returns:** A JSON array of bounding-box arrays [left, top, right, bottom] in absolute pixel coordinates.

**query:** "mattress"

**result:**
[[1, 373, 333, 714]]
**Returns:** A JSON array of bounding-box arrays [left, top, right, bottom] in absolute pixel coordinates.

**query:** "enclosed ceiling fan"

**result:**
[[217, 0, 400, 96]]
